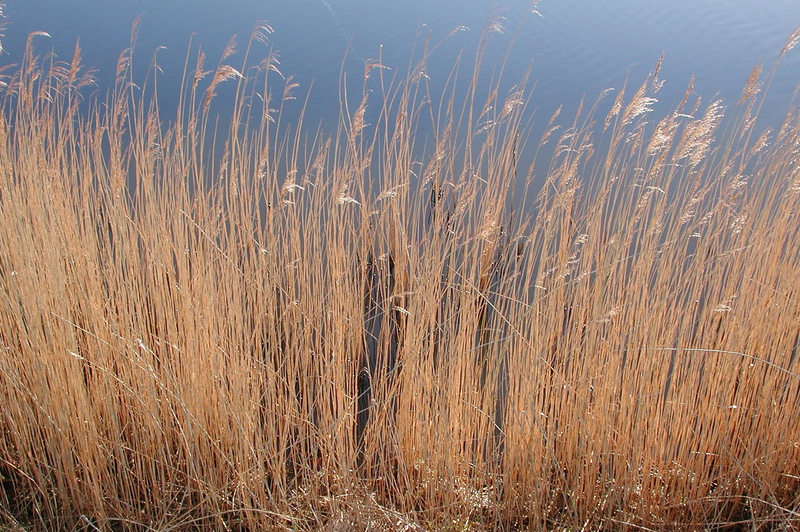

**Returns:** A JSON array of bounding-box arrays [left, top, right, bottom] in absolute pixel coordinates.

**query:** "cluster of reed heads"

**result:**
[[0, 12, 799, 531]]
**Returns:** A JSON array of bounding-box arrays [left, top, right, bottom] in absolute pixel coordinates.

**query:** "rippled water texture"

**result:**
[[3, 0, 800, 134]]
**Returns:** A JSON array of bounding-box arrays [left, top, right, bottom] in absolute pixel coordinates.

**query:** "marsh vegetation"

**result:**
[[0, 13, 799, 531]]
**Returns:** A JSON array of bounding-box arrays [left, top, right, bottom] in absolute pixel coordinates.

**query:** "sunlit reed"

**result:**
[[0, 13, 799, 531]]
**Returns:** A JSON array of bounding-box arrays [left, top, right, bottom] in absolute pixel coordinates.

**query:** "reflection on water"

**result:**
[[2, 0, 800, 143]]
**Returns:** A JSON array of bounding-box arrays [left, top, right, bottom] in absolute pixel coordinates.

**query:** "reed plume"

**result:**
[[0, 15, 799, 532]]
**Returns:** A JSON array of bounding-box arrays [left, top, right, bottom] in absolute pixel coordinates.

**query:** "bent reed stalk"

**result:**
[[1, 15, 799, 531]]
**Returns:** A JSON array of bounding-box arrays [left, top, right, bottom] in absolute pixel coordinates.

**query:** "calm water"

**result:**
[[3, 0, 800, 152]]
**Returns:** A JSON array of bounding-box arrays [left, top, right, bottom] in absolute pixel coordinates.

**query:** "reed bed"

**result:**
[[0, 15, 799, 531]]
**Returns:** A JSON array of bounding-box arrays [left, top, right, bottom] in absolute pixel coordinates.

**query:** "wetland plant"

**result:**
[[0, 15, 799, 531]]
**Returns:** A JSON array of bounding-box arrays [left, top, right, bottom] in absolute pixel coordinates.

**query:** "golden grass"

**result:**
[[0, 14, 799, 531]]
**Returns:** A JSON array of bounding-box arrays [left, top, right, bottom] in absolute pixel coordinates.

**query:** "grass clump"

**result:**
[[1, 13, 799, 531]]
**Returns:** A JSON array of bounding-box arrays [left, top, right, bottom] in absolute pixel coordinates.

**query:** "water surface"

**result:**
[[3, 1, 800, 157]]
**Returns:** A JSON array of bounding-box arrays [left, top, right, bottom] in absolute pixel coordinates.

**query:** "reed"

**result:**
[[0, 13, 799, 531]]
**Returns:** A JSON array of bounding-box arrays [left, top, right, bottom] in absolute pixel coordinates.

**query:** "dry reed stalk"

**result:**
[[0, 13, 799, 531]]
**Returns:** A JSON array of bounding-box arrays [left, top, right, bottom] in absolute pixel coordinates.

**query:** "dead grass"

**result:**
[[0, 12, 799, 531]]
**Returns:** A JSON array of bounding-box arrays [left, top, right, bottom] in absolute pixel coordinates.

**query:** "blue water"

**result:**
[[3, 0, 800, 151]]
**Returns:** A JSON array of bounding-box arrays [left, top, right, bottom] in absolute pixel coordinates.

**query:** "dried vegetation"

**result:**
[[0, 12, 799, 531]]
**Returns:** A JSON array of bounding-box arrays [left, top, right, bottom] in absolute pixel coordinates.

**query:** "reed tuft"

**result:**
[[0, 13, 799, 532]]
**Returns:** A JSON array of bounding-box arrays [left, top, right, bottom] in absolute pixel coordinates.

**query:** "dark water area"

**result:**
[[3, 0, 800, 174]]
